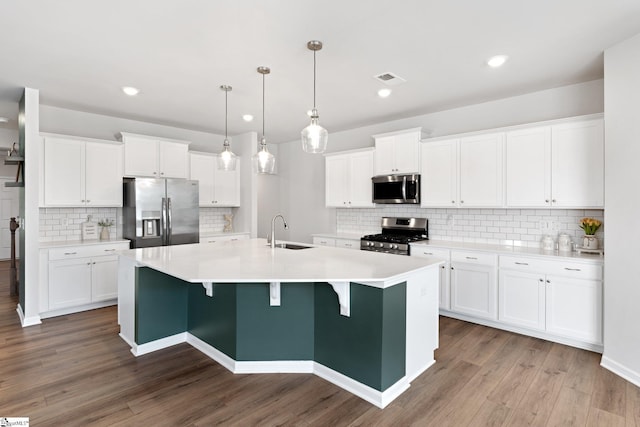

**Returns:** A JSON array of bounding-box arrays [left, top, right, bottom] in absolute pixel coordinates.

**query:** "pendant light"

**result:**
[[218, 85, 238, 171], [301, 40, 328, 153], [252, 66, 276, 174]]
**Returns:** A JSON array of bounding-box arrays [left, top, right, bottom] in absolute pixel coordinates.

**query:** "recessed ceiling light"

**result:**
[[487, 55, 508, 68], [122, 86, 140, 96], [378, 88, 392, 98], [0, 117, 8, 123], [242, 114, 254, 122]]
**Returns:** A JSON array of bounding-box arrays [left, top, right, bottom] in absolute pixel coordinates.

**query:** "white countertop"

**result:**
[[39, 239, 130, 249], [119, 238, 442, 287], [411, 239, 603, 264]]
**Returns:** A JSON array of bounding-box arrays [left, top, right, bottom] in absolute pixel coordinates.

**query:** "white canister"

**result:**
[[541, 235, 555, 251], [558, 233, 573, 252]]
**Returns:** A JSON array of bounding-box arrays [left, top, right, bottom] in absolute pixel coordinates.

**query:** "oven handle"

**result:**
[[401, 175, 407, 202]]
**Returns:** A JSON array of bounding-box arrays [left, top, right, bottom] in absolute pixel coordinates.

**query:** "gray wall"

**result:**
[[0, 128, 19, 177], [275, 79, 605, 243], [602, 32, 640, 386]]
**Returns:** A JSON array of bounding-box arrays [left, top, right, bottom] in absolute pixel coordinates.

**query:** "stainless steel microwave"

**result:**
[[372, 174, 420, 204]]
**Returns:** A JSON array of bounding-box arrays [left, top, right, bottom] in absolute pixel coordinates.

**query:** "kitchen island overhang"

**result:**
[[117, 239, 442, 408]]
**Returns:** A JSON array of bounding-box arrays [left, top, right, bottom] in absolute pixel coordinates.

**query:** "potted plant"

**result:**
[[579, 217, 602, 249], [98, 219, 114, 241]]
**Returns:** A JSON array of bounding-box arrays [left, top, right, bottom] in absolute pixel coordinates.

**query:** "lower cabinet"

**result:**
[[201, 233, 250, 244], [41, 241, 130, 316], [498, 270, 546, 331], [450, 251, 498, 320], [312, 236, 359, 250], [411, 247, 450, 310]]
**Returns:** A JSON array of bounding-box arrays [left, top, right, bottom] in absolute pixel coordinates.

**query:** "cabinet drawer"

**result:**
[[335, 238, 358, 250], [48, 242, 129, 261], [451, 250, 497, 266], [411, 246, 450, 260], [313, 237, 336, 247], [546, 261, 602, 281], [500, 256, 548, 272]]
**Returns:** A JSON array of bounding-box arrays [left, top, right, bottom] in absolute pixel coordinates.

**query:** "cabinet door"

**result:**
[[545, 276, 602, 344], [450, 262, 497, 320], [335, 238, 359, 250], [49, 258, 92, 310], [374, 136, 396, 175], [91, 255, 119, 301], [325, 155, 349, 207], [348, 151, 374, 207], [124, 136, 158, 177], [313, 237, 336, 247], [421, 140, 458, 207], [213, 162, 241, 206], [459, 133, 504, 207], [551, 119, 604, 207], [505, 126, 551, 207], [85, 142, 123, 206], [411, 247, 450, 310], [498, 270, 546, 330], [44, 137, 85, 206], [189, 153, 216, 206], [393, 132, 420, 174], [159, 141, 189, 178]]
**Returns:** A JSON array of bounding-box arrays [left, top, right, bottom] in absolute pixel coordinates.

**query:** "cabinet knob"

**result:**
[[545, 199, 549, 203], [86, 200, 90, 203], [348, 201, 351, 204], [160, 172, 164, 176], [460, 200, 464, 204], [451, 267, 454, 270], [546, 280, 551, 284], [552, 199, 556, 203], [452, 200, 455, 204], [153, 172, 157, 175], [441, 265, 445, 269], [539, 278, 544, 282]]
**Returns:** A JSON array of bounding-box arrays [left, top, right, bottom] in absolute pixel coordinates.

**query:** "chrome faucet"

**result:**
[[269, 214, 289, 248]]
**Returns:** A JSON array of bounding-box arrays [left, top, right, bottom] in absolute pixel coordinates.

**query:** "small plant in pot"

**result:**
[[579, 217, 602, 250], [98, 219, 114, 241]]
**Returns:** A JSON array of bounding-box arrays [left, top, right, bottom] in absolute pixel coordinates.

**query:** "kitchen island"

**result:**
[[117, 238, 442, 408]]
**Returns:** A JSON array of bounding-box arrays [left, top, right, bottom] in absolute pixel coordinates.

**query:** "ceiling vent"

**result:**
[[374, 72, 407, 86]]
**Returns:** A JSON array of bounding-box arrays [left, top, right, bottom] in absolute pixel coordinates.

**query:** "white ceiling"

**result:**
[[0, 1, 639, 143]]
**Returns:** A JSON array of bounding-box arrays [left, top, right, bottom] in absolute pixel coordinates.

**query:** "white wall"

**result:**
[[39, 105, 226, 152], [601, 33, 640, 387], [276, 80, 605, 243]]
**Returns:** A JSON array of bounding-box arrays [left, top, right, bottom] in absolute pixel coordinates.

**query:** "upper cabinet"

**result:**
[[120, 132, 190, 179], [42, 135, 123, 207], [189, 152, 240, 207], [373, 128, 422, 175], [325, 148, 375, 208], [505, 118, 604, 208], [421, 133, 504, 208]]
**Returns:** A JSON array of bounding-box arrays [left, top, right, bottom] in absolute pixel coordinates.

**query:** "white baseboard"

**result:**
[[16, 303, 41, 327], [235, 360, 314, 374], [186, 333, 236, 372], [601, 356, 640, 389], [40, 299, 116, 319], [131, 332, 187, 356]]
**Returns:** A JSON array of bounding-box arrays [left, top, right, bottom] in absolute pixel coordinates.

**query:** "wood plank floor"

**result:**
[[1, 261, 639, 426]]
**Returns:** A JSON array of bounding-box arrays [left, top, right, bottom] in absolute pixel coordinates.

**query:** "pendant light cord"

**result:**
[[313, 50, 317, 109], [262, 73, 266, 140], [224, 89, 228, 140]]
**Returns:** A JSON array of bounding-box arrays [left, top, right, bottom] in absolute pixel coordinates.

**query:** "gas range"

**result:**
[[360, 217, 428, 256]]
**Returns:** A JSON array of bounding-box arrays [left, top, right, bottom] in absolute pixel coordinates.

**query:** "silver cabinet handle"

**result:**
[[465, 256, 477, 260], [564, 267, 581, 271], [515, 262, 529, 265], [103, 249, 116, 252], [423, 252, 433, 255], [64, 252, 77, 255]]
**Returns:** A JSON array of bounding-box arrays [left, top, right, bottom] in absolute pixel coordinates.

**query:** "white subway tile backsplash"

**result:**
[[336, 207, 604, 249]]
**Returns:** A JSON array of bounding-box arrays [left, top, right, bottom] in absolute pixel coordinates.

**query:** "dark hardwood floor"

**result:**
[[1, 260, 639, 426]]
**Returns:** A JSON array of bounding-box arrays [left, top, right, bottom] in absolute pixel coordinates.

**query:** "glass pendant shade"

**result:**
[[252, 138, 276, 174], [301, 110, 328, 153], [218, 85, 237, 171], [218, 140, 237, 171]]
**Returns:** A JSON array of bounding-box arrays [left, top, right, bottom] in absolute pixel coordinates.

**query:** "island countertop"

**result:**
[[118, 238, 441, 287]]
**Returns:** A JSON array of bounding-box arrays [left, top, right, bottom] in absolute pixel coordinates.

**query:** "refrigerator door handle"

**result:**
[[167, 197, 172, 246], [161, 197, 168, 246]]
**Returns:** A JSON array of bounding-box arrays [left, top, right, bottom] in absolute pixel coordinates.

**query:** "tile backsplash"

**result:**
[[39, 207, 234, 242], [337, 207, 605, 249]]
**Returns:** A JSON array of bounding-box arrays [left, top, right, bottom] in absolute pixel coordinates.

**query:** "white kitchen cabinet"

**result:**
[[459, 133, 504, 207], [312, 236, 359, 250], [505, 126, 552, 207], [335, 238, 359, 250], [373, 128, 422, 175], [312, 237, 336, 247], [450, 251, 498, 320], [201, 233, 250, 244], [420, 139, 458, 207], [505, 118, 604, 208], [421, 133, 504, 208], [411, 246, 451, 310], [189, 152, 240, 207], [551, 119, 604, 208], [43, 135, 123, 207], [42, 241, 130, 316], [499, 254, 603, 346], [324, 148, 374, 208], [121, 132, 190, 179]]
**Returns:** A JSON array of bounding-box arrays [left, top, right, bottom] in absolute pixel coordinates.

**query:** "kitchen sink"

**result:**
[[276, 243, 313, 250]]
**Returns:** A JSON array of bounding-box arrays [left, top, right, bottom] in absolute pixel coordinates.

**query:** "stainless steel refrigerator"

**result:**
[[123, 178, 199, 248]]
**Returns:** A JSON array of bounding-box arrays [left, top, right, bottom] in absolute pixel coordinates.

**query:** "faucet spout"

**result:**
[[270, 214, 288, 248]]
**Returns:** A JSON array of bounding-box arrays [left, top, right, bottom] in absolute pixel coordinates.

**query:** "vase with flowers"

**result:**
[[579, 217, 601, 250], [98, 219, 114, 241]]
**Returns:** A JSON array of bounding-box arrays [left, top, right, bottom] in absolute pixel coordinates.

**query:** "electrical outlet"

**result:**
[[61, 218, 68, 226], [447, 214, 454, 227]]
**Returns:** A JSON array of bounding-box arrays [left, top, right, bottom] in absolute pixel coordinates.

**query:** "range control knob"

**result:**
[[377, 242, 384, 248]]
